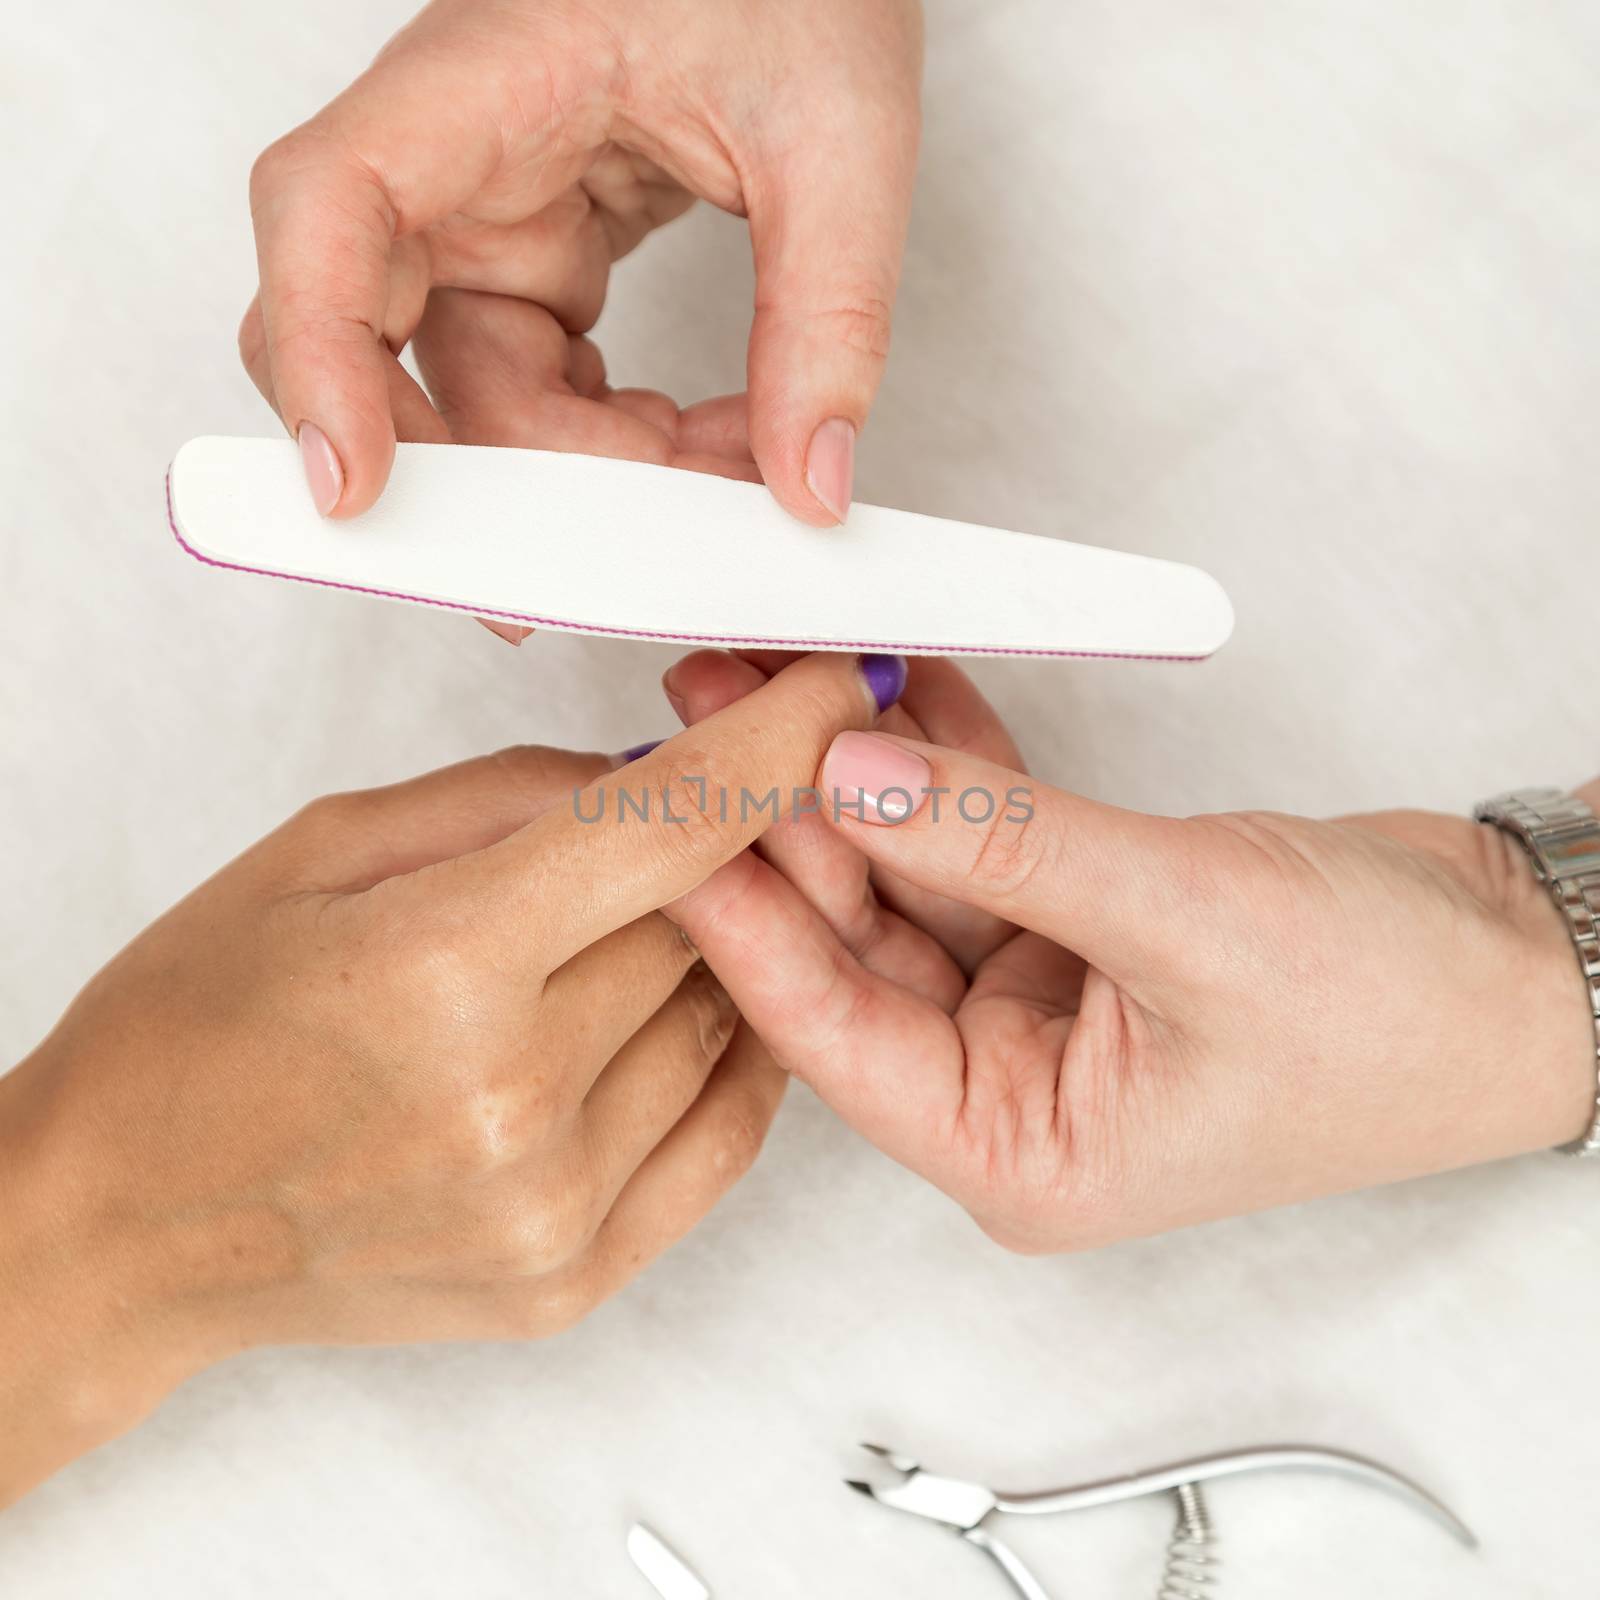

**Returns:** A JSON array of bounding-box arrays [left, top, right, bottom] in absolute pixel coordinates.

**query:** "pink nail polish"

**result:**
[[298, 422, 344, 517], [477, 618, 533, 646], [805, 417, 856, 524], [823, 731, 931, 826]]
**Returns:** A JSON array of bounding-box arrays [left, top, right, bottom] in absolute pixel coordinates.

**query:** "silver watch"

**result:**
[[1473, 787, 1600, 1156]]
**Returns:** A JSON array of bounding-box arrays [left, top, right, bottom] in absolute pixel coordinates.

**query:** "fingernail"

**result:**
[[611, 738, 664, 769], [824, 731, 930, 826], [805, 416, 856, 523], [858, 653, 908, 714], [297, 422, 343, 517], [661, 662, 690, 724], [478, 618, 533, 647]]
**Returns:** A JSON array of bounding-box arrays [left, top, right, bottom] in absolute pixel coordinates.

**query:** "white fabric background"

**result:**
[[3, 1, 1598, 1594]]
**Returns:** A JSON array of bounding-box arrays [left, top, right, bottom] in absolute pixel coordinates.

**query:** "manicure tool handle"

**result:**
[[989, 1444, 1474, 1546], [962, 1526, 1055, 1600]]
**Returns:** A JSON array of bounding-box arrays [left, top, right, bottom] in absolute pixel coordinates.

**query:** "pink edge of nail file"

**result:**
[[166, 437, 1234, 661]]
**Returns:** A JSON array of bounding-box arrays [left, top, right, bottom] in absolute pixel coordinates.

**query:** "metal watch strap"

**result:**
[[1473, 787, 1600, 1156]]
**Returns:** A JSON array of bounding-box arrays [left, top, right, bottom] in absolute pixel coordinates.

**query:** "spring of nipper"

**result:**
[[1157, 1481, 1218, 1600]]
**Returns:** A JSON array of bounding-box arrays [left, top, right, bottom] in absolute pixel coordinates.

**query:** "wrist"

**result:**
[[1517, 902, 1598, 1152], [1485, 816, 1600, 1154], [0, 1046, 220, 1505]]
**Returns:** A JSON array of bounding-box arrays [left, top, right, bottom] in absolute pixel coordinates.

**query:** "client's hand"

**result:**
[[669, 656, 1597, 1252], [240, 0, 923, 525], [0, 652, 900, 1505]]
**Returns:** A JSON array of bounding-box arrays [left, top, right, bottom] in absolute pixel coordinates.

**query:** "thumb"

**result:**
[[743, 96, 920, 526], [816, 731, 1194, 976]]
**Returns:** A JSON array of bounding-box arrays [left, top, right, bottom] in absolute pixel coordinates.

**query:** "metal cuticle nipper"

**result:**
[[846, 1441, 1477, 1600]]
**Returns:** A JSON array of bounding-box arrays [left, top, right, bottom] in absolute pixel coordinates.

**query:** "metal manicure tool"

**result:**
[[846, 1441, 1477, 1599], [627, 1522, 713, 1600]]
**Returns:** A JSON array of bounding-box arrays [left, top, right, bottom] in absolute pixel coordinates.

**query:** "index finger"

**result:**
[[449, 652, 908, 973], [246, 44, 556, 516]]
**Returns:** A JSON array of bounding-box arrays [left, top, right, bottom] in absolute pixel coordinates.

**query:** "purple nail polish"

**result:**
[[616, 739, 664, 765], [859, 654, 908, 714]]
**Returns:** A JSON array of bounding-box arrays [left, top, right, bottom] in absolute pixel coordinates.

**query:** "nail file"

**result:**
[[166, 437, 1234, 660]]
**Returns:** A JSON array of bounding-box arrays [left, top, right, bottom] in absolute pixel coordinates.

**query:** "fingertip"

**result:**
[[661, 650, 769, 725], [758, 453, 842, 527], [320, 421, 397, 519], [858, 654, 908, 714], [747, 417, 860, 526], [744, 400, 856, 528]]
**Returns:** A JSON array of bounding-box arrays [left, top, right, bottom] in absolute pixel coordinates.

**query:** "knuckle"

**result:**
[[355, 901, 502, 1044], [974, 1210, 1034, 1254], [816, 296, 894, 364], [295, 789, 372, 831], [281, 789, 380, 861], [487, 742, 562, 777], [249, 126, 364, 212], [679, 964, 738, 1061], [644, 756, 736, 868], [494, 1185, 598, 1277], [248, 130, 359, 222], [966, 801, 1051, 903], [704, 1084, 774, 1186], [760, 292, 894, 367], [973, 1190, 1102, 1256], [436, 1090, 523, 1179], [237, 306, 266, 371], [523, 1270, 601, 1338], [486, 743, 596, 804], [976, 1212, 1068, 1256], [266, 298, 380, 357], [248, 134, 301, 205]]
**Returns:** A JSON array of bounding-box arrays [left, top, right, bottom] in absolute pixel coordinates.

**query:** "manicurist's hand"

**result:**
[[0, 652, 904, 1506], [667, 656, 1599, 1252], [240, 0, 923, 525]]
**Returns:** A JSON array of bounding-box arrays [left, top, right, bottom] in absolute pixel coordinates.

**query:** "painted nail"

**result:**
[[611, 738, 664, 769], [478, 618, 532, 647], [297, 421, 343, 517], [858, 653, 908, 714], [823, 731, 931, 826], [805, 416, 856, 523]]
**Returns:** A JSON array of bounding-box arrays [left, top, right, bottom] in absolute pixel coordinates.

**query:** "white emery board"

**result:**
[[166, 437, 1233, 660]]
